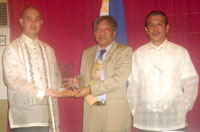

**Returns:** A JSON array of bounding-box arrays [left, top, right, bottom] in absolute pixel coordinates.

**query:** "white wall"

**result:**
[[0, 27, 10, 99], [0, 2, 9, 131], [0, 0, 9, 99]]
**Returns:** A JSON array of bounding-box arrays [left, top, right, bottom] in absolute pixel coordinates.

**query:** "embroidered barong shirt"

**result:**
[[127, 39, 199, 131], [3, 34, 61, 128]]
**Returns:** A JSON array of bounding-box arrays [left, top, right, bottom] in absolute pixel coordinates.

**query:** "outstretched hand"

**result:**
[[45, 86, 91, 98], [75, 87, 91, 98], [45, 89, 78, 98], [45, 89, 61, 98]]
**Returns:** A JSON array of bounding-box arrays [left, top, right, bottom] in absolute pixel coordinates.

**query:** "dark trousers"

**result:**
[[10, 126, 49, 132], [136, 127, 187, 132]]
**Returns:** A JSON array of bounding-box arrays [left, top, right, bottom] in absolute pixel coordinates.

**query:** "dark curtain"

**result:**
[[7, 0, 200, 132]]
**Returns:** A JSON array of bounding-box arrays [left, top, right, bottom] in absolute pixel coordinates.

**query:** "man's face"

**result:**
[[145, 15, 169, 46], [94, 20, 116, 49], [19, 8, 43, 39]]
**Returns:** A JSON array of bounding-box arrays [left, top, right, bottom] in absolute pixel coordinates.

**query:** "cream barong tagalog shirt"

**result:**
[[3, 34, 61, 128], [127, 39, 199, 131]]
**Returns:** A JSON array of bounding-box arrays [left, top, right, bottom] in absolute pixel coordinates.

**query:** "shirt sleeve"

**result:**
[[181, 49, 199, 111], [127, 51, 141, 116], [3, 45, 40, 98], [36, 89, 46, 99]]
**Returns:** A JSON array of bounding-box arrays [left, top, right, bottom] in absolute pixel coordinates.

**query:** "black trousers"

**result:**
[[10, 126, 49, 132], [136, 127, 187, 132]]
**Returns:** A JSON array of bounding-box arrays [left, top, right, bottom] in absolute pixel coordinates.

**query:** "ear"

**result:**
[[19, 18, 23, 27], [144, 27, 148, 35], [113, 31, 116, 36], [41, 20, 43, 25], [93, 30, 97, 36], [166, 24, 169, 33]]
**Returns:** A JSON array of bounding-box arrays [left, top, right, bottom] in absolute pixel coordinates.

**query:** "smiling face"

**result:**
[[19, 7, 43, 40], [145, 14, 169, 46], [94, 20, 116, 49]]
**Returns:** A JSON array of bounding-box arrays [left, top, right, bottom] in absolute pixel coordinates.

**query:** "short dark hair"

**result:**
[[145, 11, 168, 27], [93, 15, 118, 31]]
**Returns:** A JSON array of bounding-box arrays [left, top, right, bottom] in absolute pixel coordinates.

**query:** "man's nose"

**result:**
[[31, 19, 37, 24], [100, 30, 106, 35], [153, 25, 158, 31]]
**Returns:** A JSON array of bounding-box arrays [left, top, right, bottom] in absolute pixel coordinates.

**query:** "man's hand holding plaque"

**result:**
[[58, 78, 92, 98], [58, 77, 80, 97]]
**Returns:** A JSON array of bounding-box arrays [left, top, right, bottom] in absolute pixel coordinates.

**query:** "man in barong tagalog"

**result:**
[[3, 6, 75, 132], [127, 11, 199, 132]]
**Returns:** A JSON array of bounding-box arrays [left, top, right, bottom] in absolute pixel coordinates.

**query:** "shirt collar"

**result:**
[[20, 34, 39, 45], [148, 39, 169, 50], [97, 41, 114, 52]]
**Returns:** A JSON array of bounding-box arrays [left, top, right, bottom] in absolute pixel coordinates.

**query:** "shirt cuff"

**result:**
[[36, 89, 45, 99], [131, 110, 135, 116]]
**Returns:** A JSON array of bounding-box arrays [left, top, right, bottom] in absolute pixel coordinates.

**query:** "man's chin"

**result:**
[[29, 32, 39, 36], [150, 37, 162, 42], [97, 41, 107, 45], [98, 43, 110, 48]]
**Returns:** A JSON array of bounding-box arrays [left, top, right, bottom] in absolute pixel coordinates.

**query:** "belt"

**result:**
[[95, 100, 106, 106]]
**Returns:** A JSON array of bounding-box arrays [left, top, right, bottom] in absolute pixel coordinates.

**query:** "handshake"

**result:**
[[45, 78, 91, 98]]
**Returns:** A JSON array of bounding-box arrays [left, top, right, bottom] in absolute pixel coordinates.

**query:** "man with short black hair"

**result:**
[[127, 11, 199, 132], [76, 15, 132, 132]]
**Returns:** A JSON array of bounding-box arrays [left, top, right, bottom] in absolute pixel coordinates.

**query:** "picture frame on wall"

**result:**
[[0, 35, 6, 46]]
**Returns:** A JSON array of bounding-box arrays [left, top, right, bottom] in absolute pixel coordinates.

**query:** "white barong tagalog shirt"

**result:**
[[127, 39, 199, 131], [3, 34, 61, 128]]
